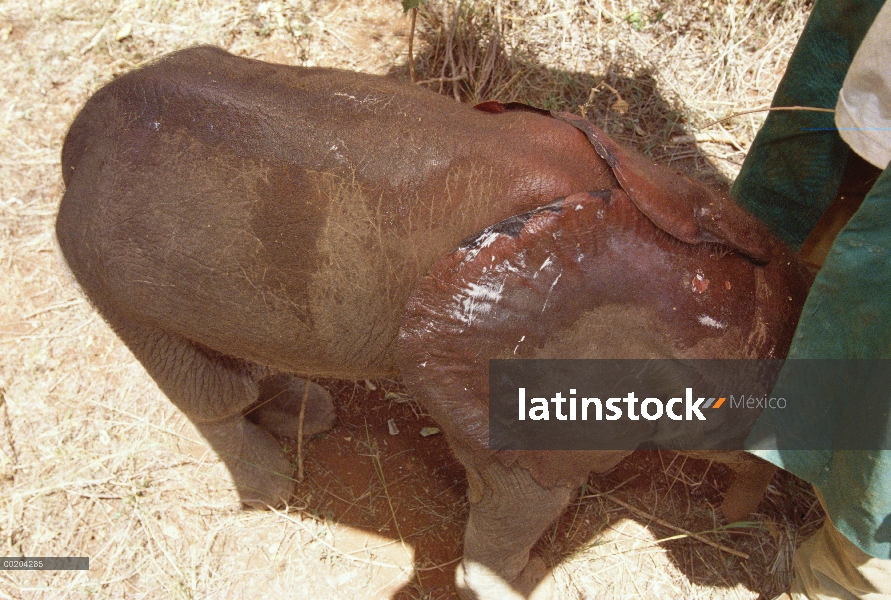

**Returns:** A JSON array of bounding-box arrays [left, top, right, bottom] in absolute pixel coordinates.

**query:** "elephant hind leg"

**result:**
[[454, 451, 573, 600], [100, 313, 295, 508], [247, 374, 336, 439], [193, 415, 295, 509]]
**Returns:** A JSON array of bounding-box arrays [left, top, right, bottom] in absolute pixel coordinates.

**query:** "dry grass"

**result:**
[[544, 452, 824, 598], [406, 0, 812, 185], [0, 0, 822, 598]]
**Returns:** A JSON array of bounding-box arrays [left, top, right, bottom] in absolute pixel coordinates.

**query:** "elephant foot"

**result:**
[[452, 452, 573, 600], [249, 374, 336, 438], [679, 451, 778, 522], [195, 415, 295, 509], [721, 459, 778, 522], [456, 556, 554, 600]]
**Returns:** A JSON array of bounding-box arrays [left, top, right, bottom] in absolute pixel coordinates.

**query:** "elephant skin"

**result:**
[[56, 46, 813, 599]]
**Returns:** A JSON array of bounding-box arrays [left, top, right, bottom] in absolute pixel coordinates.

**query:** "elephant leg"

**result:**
[[454, 452, 573, 600], [246, 373, 336, 439], [681, 450, 778, 522], [721, 457, 778, 523], [101, 314, 295, 508], [193, 414, 295, 509]]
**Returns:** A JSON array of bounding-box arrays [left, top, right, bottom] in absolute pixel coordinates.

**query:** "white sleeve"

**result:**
[[835, 1, 891, 170]]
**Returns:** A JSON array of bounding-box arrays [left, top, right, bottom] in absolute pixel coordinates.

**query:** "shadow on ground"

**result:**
[[388, 2, 734, 189], [289, 380, 821, 599]]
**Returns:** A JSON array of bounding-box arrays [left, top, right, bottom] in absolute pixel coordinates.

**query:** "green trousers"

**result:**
[[735, 0, 890, 560]]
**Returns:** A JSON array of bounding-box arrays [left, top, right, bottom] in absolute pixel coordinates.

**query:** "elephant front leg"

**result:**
[[455, 454, 574, 600], [721, 456, 777, 523]]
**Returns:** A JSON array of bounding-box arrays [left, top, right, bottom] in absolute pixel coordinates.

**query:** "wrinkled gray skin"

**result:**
[[57, 47, 811, 600]]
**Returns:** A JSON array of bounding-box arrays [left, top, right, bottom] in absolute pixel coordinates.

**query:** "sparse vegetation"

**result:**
[[0, 0, 821, 598]]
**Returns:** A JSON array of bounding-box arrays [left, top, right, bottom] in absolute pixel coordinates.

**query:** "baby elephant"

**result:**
[[56, 46, 812, 599]]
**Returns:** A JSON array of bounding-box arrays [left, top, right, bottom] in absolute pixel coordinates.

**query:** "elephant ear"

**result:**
[[552, 111, 773, 263]]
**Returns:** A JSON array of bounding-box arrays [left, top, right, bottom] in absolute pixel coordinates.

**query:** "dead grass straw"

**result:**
[[0, 0, 821, 597], [297, 376, 310, 482]]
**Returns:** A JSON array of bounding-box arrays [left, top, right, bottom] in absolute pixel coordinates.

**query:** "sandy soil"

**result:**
[[0, 1, 823, 598]]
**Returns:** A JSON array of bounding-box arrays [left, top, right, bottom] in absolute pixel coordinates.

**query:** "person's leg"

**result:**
[[775, 489, 891, 599]]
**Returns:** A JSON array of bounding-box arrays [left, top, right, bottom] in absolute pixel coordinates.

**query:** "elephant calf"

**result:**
[[56, 46, 812, 599]]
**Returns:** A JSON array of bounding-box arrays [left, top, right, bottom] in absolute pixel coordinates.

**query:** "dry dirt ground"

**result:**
[[0, 0, 824, 598]]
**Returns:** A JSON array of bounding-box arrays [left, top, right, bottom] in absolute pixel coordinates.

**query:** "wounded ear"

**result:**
[[552, 111, 773, 264]]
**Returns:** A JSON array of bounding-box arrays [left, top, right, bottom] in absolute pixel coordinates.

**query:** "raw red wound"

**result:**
[[473, 99, 551, 117], [397, 189, 812, 487]]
